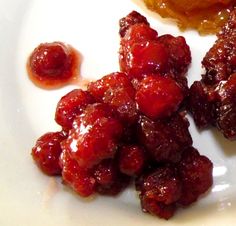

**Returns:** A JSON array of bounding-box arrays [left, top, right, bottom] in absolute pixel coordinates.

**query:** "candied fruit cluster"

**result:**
[[31, 11, 213, 220], [188, 9, 236, 140]]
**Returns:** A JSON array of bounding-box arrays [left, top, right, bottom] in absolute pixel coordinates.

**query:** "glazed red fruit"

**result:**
[[119, 10, 149, 37], [121, 23, 158, 47], [119, 22, 164, 79], [32, 131, 67, 175], [202, 36, 236, 85], [120, 40, 168, 78], [28, 42, 78, 88], [94, 159, 116, 186], [178, 147, 213, 206], [216, 73, 236, 139], [55, 89, 94, 129], [138, 113, 192, 163], [158, 34, 191, 75], [201, 9, 236, 85], [94, 159, 130, 195], [135, 75, 183, 119], [87, 72, 132, 101], [61, 103, 123, 168], [141, 196, 176, 220], [188, 81, 214, 129], [119, 145, 146, 176], [60, 149, 96, 197], [139, 166, 182, 219], [88, 72, 137, 123]]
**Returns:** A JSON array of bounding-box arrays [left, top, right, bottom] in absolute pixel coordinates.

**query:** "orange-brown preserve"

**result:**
[[143, 0, 235, 34]]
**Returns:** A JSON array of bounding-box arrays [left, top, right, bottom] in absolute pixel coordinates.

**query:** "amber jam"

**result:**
[[143, 0, 235, 34], [27, 42, 80, 89]]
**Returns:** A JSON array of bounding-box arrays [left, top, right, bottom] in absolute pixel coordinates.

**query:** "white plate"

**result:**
[[0, 0, 235, 225]]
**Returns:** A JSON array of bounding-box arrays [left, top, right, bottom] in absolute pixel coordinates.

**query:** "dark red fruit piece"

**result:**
[[87, 72, 131, 101], [158, 34, 191, 76], [141, 196, 176, 220], [88, 72, 137, 123], [31, 131, 67, 175], [168, 113, 193, 148], [119, 22, 163, 79], [140, 165, 182, 204], [202, 36, 236, 85], [119, 10, 149, 37], [137, 113, 192, 163], [61, 103, 123, 168], [119, 145, 146, 176], [188, 81, 215, 128], [189, 9, 236, 140], [94, 159, 116, 186], [103, 85, 137, 123], [94, 159, 130, 195], [201, 10, 236, 85], [121, 23, 158, 47], [178, 147, 213, 206], [55, 89, 94, 129], [216, 73, 236, 139], [28, 42, 78, 88], [60, 149, 96, 197], [135, 75, 183, 119], [138, 165, 181, 220], [120, 40, 168, 79]]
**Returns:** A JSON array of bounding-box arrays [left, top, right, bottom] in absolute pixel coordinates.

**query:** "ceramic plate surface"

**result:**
[[0, 0, 235, 225]]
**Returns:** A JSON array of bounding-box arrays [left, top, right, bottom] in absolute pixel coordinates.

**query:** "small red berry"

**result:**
[[32, 131, 67, 175], [61, 103, 123, 168], [136, 75, 183, 119], [178, 147, 213, 205], [119, 11, 150, 37], [55, 89, 94, 129], [60, 149, 96, 197], [119, 145, 146, 176]]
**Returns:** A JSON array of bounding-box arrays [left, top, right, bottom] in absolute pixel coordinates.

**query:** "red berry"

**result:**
[[60, 149, 96, 197], [119, 11, 150, 37], [138, 113, 192, 163], [138, 165, 181, 219], [216, 73, 236, 139], [120, 40, 168, 78], [141, 196, 176, 220], [94, 159, 116, 186], [158, 34, 191, 76], [135, 75, 183, 119], [188, 81, 215, 128], [178, 147, 213, 206], [28, 42, 78, 88], [55, 89, 94, 129], [119, 145, 146, 176], [121, 23, 158, 46], [88, 72, 131, 101], [94, 159, 130, 195], [32, 131, 67, 175], [88, 72, 137, 123], [103, 86, 137, 123], [61, 103, 123, 168], [202, 35, 236, 85]]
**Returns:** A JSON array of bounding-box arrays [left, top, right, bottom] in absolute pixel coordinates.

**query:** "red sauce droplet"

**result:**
[[27, 42, 80, 89]]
